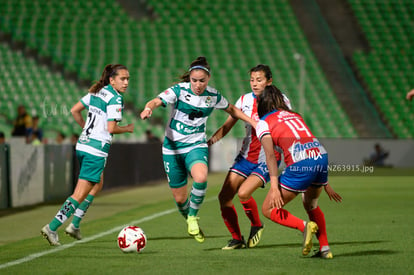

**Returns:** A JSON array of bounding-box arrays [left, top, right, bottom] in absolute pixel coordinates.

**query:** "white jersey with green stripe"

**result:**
[[158, 82, 229, 155], [76, 85, 123, 157]]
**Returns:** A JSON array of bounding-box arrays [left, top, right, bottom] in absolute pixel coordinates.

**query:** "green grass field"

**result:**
[[0, 171, 413, 274]]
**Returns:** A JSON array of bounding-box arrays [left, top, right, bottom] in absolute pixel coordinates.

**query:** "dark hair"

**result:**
[[257, 85, 293, 118], [89, 64, 128, 94], [249, 64, 272, 80], [178, 56, 211, 82]]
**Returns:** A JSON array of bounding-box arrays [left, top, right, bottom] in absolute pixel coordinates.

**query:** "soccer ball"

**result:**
[[117, 226, 147, 253]]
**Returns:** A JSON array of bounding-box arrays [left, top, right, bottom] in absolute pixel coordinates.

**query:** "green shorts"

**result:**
[[77, 150, 106, 183], [162, 147, 209, 188]]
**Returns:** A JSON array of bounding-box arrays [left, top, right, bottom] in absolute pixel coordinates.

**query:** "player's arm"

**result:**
[[324, 183, 342, 203], [260, 134, 284, 209], [107, 121, 134, 134], [208, 115, 238, 146], [224, 104, 256, 129], [140, 98, 164, 120], [406, 89, 414, 101], [71, 101, 86, 128]]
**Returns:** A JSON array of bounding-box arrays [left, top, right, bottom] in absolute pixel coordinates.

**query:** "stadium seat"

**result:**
[[349, 0, 414, 137], [0, 0, 358, 138]]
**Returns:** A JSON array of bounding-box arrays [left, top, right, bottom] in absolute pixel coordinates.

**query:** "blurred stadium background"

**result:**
[[1, 0, 413, 141], [0, 0, 413, 208]]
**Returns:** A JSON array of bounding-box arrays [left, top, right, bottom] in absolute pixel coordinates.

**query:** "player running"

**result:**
[[256, 85, 333, 259], [140, 56, 256, 243], [41, 64, 134, 245]]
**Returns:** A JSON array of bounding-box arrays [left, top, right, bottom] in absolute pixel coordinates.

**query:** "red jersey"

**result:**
[[236, 92, 291, 164], [256, 110, 327, 167]]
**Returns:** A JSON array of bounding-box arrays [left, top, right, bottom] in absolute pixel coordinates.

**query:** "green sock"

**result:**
[[72, 194, 95, 228], [188, 181, 207, 217], [49, 197, 79, 231], [175, 198, 189, 218]]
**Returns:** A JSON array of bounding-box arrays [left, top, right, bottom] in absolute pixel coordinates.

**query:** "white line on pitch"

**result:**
[[0, 196, 217, 270]]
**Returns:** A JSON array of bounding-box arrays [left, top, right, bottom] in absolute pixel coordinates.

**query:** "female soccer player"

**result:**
[[41, 64, 134, 245], [209, 65, 341, 250], [256, 85, 333, 259], [208, 65, 290, 249], [140, 56, 256, 243]]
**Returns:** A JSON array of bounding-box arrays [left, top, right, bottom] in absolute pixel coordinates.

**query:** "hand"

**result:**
[[406, 89, 414, 101], [324, 184, 342, 203], [207, 136, 218, 146], [269, 186, 284, 209], [126, 123, 134, 133], [140, 108, 152, 120]]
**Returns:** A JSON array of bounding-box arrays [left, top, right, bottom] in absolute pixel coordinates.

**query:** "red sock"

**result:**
[[270, 208, 305, 231], [221, 206, 242, 241], [241, 197, 262, 227], [307, 206, 328, 248]]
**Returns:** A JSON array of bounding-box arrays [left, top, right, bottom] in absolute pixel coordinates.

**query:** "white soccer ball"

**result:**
[[117, 226, 147, 253]]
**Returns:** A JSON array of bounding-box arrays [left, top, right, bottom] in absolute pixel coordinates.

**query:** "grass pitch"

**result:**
[[0, 170, 413, 274]]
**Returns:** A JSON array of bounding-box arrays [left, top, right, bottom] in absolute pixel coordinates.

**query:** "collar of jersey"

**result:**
[[104, 84, 120, 96], [261, 109, 278, 120]]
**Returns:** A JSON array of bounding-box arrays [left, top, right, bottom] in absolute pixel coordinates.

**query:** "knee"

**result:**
[[173, 193, 188, 205], [261, 204, 272, 219], [237, 189, 251, 202]]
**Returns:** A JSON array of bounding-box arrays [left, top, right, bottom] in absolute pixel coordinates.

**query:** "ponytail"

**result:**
[[89, 64, 128, 93]]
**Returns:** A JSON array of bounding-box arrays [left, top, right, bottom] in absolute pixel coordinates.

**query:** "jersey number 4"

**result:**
[[85, 112, 97, 136], [285, 119, 311, 139]]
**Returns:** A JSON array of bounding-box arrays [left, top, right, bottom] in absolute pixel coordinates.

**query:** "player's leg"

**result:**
[[303, 185, 332, 259], [185, 148, 209, 243], [262, 187, 302, 228], [188, 162, 208, 217], [66, 176, 104, 240], [219, 171, 245, 249], [41, 151, 101, 245], [238, 169, 267, 248], [41, 179, 93, 245], [262, 185, 317, 256], [163, 153, 189, 218]]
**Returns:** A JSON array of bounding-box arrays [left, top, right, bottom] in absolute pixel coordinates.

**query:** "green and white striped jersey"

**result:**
[[158, 82, 229, 155], [76, 85, 123, 157]]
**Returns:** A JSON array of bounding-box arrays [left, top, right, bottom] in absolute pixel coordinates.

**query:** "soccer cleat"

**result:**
[[247, 224, 264, 248], [302, 221, 318, 256], [65, 223, 82, 240], [41, 224, 61, 246], [222, 237, 246, 250], [194, 228, 205, 243], [187, 216, 200, 236], [312, 249, 334, 259]]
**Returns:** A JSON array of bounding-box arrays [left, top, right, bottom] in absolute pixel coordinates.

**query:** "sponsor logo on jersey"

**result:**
[[79, 134, 90, 144], [176, 121, 198, 134], [205, 96, 212, 107], [289, 140, 322, 162]]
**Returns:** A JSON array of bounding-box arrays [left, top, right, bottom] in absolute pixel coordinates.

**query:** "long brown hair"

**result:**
[[178, 56, 211, 83], [89, 64, 128, 93], [257, 85, 293, 118]]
